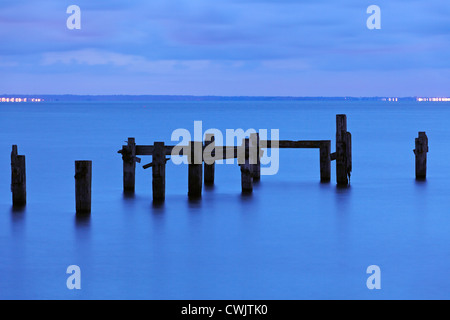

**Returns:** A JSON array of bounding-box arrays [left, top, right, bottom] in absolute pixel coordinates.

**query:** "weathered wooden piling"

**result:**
[[319, 141, 331, 182], [152, 142, 166, 201], [240, 138, 253, 193], [11, 145, 26, 207], [75, 161, 92, 214], [414, 132, 428, 180], [124, 138, 136, 192], [188, 141, 203, 198], [120, 138, 140, 192], [250, 133, 261, 181], [336, 114, 352, 186], [204, 134, 215, 185]]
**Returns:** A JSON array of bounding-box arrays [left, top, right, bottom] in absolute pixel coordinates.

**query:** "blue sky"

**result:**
[[0, 0, 449, 96]]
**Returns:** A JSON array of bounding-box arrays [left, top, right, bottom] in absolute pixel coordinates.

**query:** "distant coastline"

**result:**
[[1, 94, 446, 103]]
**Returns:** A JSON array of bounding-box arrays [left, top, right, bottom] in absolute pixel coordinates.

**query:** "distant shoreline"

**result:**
[[0, 94, 430, 102]]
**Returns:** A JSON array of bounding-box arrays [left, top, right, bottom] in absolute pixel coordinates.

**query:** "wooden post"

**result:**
[[123, 138, 136, 192], [345, 131, 352, 180], [240, 138, 253, 193], [250, 133, 261, 181], [152, 142, 166, 201], [204, 134, 215, 185], [11, 145, 26, 207], [319, 141, 331, 182], [414, 132, 428, 180], [75, 161, 92, 214], [336, 114, 351, 186], [188, 141, 203, 198]]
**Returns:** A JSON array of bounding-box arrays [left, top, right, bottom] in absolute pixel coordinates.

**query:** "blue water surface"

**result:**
[[0, 100, 449, 299]]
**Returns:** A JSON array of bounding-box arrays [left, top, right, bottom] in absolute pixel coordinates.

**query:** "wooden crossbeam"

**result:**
[[132, 140, 331, 156], [261, 140, 329, 149]]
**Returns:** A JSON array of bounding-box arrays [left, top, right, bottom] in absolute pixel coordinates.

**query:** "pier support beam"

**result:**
[[75, 161, 92, 214], [204, 134, 215, 185], [188, 141, 203, 198], [121, 138, 138, 192], [414, 132, 428, 180], [336, 114, 352, 186], [319, 141, 331, 182], [250, 133, 261, 181], [11, 145, 26, 207], [240, 138, 253, 193], [152, 142, 166, 202]]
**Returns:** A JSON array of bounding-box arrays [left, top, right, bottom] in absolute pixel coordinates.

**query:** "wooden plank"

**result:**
[[137, 139, 330, 161], [260, 140, 329, 149], [136, 145, 184, 156], [135, 145, 154, 156], [75, 161, 92, 214], [203, 146, 238, 162], [138, 140, 330, 156]]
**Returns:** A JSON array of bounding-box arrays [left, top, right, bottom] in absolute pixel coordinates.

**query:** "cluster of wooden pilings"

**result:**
[[117, 114, 353, 202], [9, 114, 430, 212]]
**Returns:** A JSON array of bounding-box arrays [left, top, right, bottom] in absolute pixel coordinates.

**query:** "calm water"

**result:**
[[1, 100, 449, 299]]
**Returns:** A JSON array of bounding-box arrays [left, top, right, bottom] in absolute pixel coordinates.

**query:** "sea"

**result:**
[[1, 99, 449, 299]]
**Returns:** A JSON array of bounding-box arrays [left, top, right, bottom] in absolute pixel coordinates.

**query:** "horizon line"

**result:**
[[0, 94, 436, 98]]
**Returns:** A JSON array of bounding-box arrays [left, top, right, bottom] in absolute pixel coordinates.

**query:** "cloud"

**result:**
[[40, 49, 217, 75], [1, 0, 450, 95]]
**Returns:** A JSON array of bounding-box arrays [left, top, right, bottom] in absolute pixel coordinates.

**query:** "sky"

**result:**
[[0, 0, 449, 96]]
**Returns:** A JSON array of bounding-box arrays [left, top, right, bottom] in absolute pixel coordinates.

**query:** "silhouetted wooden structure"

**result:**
[[120, 138, 141, 192], [118, 114, 352, 202], [204, 134, 215, 185], [414, 132, 428, 180], [188, 141, 203, 199], [240, 138, 253, 193], [335, 114, 352, 186], [7, 116, 435, 209], [75, 161, 92, 214], [11, 145, 26, 207], [250, 133, 261, 181]]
